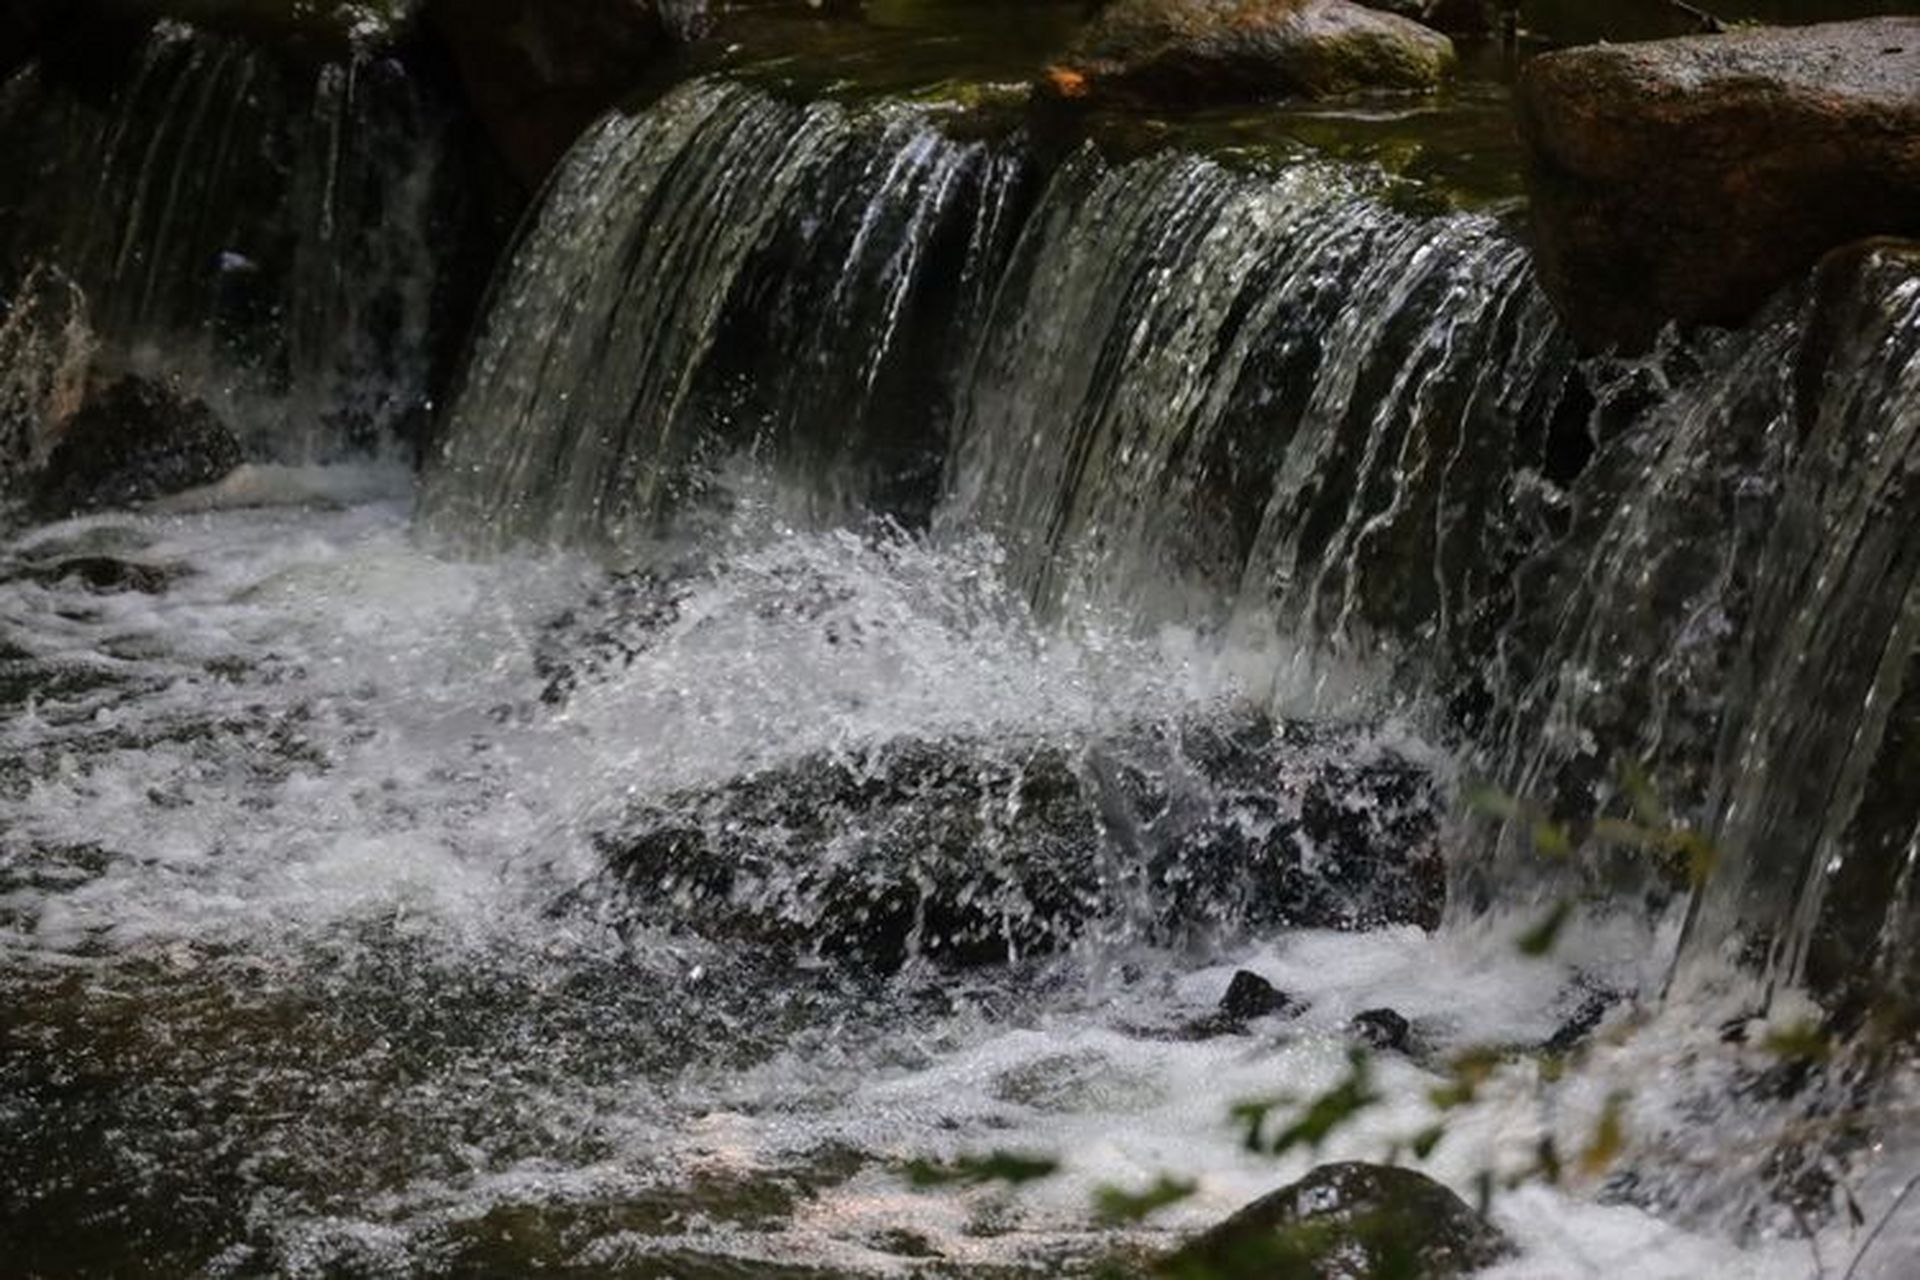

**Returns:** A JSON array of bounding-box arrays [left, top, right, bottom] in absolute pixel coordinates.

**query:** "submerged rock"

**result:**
[[598, 711, 1445, 970], [1042, 0, 1455, 107], [1159, 1161, 1513, 1278], [424, 0, 675, 187], [31, 376, 241, 520], [1350, 1005, 1412, 1053], [1516, 18, 1920, 351]]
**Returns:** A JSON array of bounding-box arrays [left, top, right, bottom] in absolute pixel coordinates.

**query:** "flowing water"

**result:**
[[0, 19, 472, 461], [4, 27, 1920, 1280]]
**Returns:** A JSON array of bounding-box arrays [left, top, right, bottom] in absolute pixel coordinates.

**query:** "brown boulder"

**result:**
[[424, 0, 674, 189], [1043, 0, 1456, 107], [1517, 18, 1920, 351]]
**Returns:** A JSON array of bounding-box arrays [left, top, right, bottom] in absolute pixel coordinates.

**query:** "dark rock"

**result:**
[[424, 0, 675, 188], [1042, 0, 1456, 107], [1539, 981, 1621, 1055], [1221, 970, 1294, 1020], [598, 711, 1446, 971], [1516, 18, 1920, 351], [534, 567, 691, 705], [6, 554, 185, 593], [1350, 1006, 1412, 1054], [1159, 1161, 1513, 1279], [31, 377, 242, 520]]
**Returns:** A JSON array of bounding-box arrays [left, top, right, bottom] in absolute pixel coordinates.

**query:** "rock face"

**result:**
[[1516, 18, 1920, 351], [423, 0, 674, 188], [31, 377, 242, 519], [1043, 0, 1456, 106], [598, 712, 1446, 971], [1159, 1162, 1513, 1279]]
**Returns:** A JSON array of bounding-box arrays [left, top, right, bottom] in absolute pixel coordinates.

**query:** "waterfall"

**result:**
[[1468, 244, 1920, 1026], [427, 74, 1920, 1032], [420, 79, 1031, 550], [945, 146, 1578, 642], [0, 21, 468, 460]]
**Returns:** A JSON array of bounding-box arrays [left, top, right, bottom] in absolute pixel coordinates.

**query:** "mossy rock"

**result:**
[[1042, 0, 1456, 108], [1159, 1162, 1513, 1279]]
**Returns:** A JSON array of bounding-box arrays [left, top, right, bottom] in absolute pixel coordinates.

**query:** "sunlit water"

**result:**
[[4, 469, 1913, 1276]]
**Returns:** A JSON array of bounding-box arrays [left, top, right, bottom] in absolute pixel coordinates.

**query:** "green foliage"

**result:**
[[1760, 1019, 1833, 1065], [1263, 1050, 1379, 1157], [1428, 1047, 1503, 1111], [1516, 898, 1574, 956], [902, 1150, 1060, 1188], [1093, 1174, 1198, 1224], [1469, 759, 1721, 893], [1578, 1091, 1631, 1178]]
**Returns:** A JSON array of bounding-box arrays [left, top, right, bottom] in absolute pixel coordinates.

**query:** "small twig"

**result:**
[[1842, 1168, 1920, 1280]]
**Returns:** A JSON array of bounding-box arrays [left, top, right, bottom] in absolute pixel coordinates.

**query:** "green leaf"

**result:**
[[1409, 1124, 1446, 1160], [1672, 828, 1720, 889], [1269, 1050, 1378, 1156], [1530, 819, 1573, 859], [903, 1151, 1059, 1188], [1516, 899, 1574, 957], [1092, 1174, 1198, 1224], [1760, 1020, 1832, 1065], [1428, 1047, 1503, 1111], [1579, 1091, 1630, 1177], [1619, 760, 1670, 828], [1229, 1098, 1284, 1153]]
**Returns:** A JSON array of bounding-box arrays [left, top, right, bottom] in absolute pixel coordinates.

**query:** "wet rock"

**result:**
[[1042, 0, 1455, 107], [1221, 970, 1294, 1021], [5, 554, 184, 593], [424, 0, 675, 187], [534, 567, 691, 705], [1350, 1006, 1412, 1054], [1180, 969, 1301, 1038], [598, 711, 1446, 971], [31, 376, 241, 520], [1516, 18, 1920, 352], [1539, 980, 1622, 1055], [1355, 0, 1490, 36], [1159, 1161, 1513, 1279]]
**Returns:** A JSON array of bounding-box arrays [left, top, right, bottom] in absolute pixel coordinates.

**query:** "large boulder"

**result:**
[[598, 711, 1446, 971], [423, 0, 676, 188], [31, 376, 242, 519], [1159, 1162, 1513, 1279], [1041, 0, 1456, 107], [1516, 18, 1920, 351]]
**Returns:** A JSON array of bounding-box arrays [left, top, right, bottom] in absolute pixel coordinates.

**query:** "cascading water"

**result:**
[[5, 28, 1920, 1276], [1473, 243, 1920, 1025], [421, 79, 1031, 549], [946, 144, 1580, 650], [0, 18, 470, 461]]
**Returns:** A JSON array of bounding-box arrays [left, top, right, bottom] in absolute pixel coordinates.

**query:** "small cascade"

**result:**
[[1477, 244, 1920, 1026], [0, 20, 468, 460], [945, 147, 1578, 640], [421, 79, 1030, 549]]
